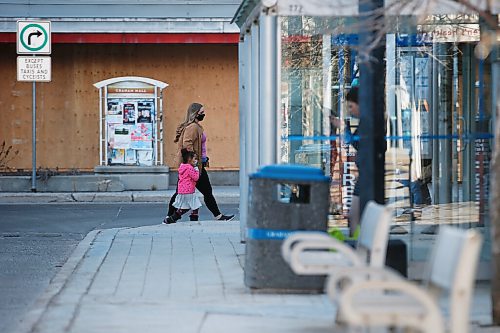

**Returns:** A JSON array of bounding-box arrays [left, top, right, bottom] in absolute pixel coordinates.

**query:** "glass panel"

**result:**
[[278, 14, 493, 270], [280, 16, 358, 222], [389, 36, 492, 263]]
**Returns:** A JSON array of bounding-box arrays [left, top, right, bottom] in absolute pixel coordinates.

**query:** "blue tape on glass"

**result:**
[[282, 133, 494, 142], [247, 228, 293, 240]]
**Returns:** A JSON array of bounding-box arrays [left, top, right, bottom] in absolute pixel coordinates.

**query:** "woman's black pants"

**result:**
[[168, 167, 221, 217]]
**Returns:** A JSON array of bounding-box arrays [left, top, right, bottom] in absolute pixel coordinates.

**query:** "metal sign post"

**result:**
[[17, 20, 51, 192], [32, 80, 36, 192]]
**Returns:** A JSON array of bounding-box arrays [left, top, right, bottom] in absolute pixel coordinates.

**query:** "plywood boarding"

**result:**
[[0, 43, 239, 171]]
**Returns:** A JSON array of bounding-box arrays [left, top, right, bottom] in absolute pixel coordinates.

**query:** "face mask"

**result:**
[[196, 114, 205, 121]]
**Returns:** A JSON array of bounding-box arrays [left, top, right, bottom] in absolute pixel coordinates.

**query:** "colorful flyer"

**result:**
[[137, 101, 153, 123], [113, 126, 131, 149], [130, 123, 153, 149], [107, 114, 123, 124], [109, 148, 125, 164], [107, 100, 123, 115], [130, 141, 151, 149], [125, 149, 137, 164], [122, 102, 137, 125], [137, 149, 153, 166], [131, 123, 153, 141]]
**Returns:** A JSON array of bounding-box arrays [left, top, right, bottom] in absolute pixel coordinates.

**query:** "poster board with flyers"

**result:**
[[94, 77, 168, 166]]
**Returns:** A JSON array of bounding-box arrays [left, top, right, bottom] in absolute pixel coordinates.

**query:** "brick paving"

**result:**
[[15, 221, 496, 333]]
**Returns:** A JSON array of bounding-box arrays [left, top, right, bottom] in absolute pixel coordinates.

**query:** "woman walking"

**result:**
[[166, 102, 234, 222]]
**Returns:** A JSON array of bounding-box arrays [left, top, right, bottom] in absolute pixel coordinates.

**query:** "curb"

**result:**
[[0, 191, 240, 204], [14, 229, 103, 333]]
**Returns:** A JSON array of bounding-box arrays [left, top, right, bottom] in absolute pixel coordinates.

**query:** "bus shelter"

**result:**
[[233, 0, 499, 278]]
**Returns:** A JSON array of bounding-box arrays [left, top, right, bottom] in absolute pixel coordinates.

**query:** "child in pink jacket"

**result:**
[[163, 149, 202, 224]]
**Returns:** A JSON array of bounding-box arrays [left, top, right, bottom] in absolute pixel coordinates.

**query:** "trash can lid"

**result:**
[[250, 164, 330, 182]]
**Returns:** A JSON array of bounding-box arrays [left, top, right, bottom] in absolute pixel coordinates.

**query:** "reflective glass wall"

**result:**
[[278, 14, 494, 272]]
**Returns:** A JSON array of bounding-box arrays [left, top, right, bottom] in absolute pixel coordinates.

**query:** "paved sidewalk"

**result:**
[[15, 221, 496, 333], [0, 186, 239, 204]]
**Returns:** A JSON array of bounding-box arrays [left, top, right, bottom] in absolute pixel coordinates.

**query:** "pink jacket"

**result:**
[[177, 163, 200, 194]]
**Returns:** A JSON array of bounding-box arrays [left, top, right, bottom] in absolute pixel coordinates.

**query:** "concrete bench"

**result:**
[[337, 226, 483, 333]]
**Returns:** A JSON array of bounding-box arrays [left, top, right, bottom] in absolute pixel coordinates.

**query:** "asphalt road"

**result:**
[[0, 203, 239, 333]]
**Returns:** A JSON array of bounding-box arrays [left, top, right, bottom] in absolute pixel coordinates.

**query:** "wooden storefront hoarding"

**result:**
[[0, 43, 239, 172]]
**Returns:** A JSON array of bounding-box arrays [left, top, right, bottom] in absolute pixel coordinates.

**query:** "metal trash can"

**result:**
[[244, 164, 330, 291]]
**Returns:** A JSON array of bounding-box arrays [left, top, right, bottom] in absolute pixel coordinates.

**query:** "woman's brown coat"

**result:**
[[175, 121, 204, 169]]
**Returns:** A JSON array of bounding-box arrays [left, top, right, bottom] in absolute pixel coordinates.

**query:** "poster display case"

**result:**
[[94, 77, 168, 166]]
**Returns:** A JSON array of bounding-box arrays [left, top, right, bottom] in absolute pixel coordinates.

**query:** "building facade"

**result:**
[[0, 0, 241, 173]]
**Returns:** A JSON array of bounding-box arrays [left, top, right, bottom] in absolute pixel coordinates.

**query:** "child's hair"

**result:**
[[181, 148, 196, 164]]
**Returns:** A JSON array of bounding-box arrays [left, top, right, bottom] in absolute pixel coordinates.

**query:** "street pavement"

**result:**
[[13, 220, 497, 333], [0, 203, 238, 333]]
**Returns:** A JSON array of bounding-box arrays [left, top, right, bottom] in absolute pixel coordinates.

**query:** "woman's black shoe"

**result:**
[[217, 214, 234, 221]]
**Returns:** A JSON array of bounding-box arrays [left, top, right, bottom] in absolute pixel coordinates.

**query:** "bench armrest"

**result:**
[[326, 266, 403, 302], [281, 231, 332, 263], [338, 279, 444, 333], [288, 237, 364, 275]]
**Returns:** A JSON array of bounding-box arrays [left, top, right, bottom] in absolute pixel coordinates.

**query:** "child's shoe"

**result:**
[[189, 215, 199, 221], [163, 212, 182, 224], [162, 216, 176, 224]]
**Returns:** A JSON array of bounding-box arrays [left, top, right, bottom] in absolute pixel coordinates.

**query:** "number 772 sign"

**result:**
[[17, 20, 51, 55]]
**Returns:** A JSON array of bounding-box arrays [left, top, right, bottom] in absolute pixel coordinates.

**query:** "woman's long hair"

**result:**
[[174, 102, 203, 143]]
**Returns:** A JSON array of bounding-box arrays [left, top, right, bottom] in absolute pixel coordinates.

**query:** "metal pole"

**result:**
[[31, 80, 36, 192], [159, 88, 164, 166], [154, 86, 159, 165], [276, 17, 282, 164], [461, 44, 472, 202], [358, 0, 386, 211], [431, 43, 440, 204], [289, 17, 303, 164], [386, 34, 398, 206], [244, 32, 253, 240], [239, 34, 249, 241], [452, 50, 459, 203], [259, 13, 277, 165], [322, 34, 332, 176], [250, 23, 260, 171], [151, 86, 159, 165], [104, 86, 109, 165], [438, 44, 452, 204], [99, 88, 103, 165], [386, 34, 397, 148]]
